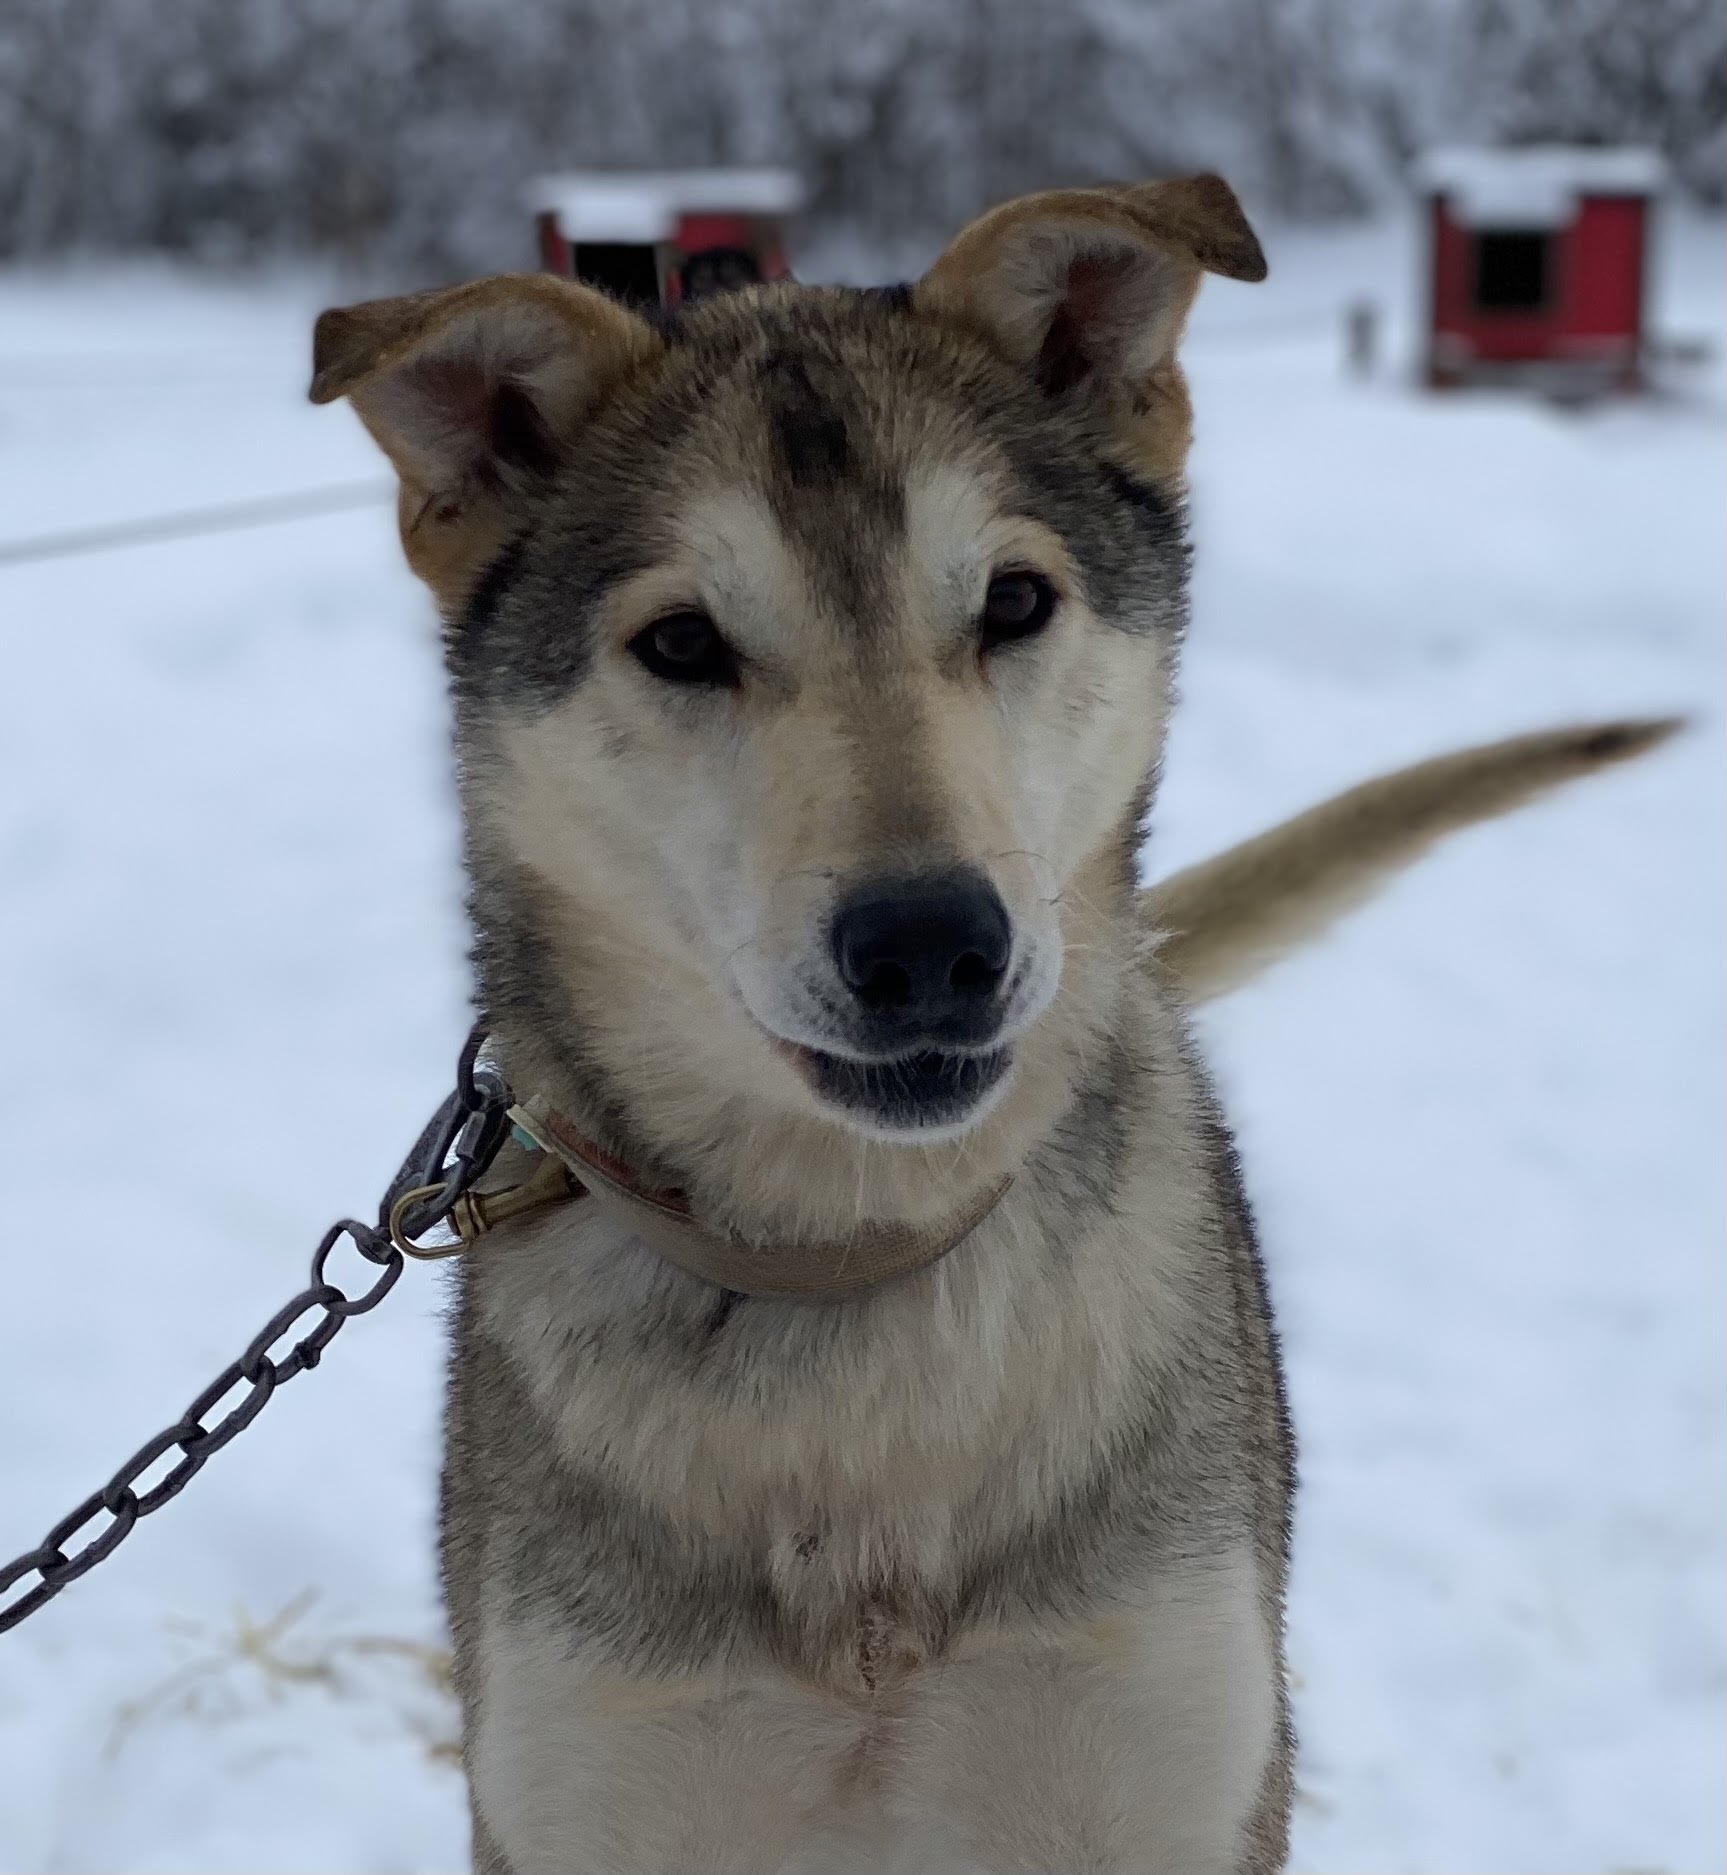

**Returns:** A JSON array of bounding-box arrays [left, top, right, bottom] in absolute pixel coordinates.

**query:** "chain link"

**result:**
[[0, 1027, 513, 1637]]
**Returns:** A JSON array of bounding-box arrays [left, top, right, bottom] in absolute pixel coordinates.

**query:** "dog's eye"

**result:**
[[628, 611, 740, 688], [979, 572, 1057, 650]]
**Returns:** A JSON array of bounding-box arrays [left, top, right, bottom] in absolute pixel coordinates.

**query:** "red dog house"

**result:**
[[1415, 146, 1664, 393], [528, 169, 803, 310]]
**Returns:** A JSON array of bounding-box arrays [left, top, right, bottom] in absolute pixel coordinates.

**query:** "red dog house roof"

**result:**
[[527, 169, 805, 309], [1414, 146, 1665, 393], [529, 170, 805, 245], [1415, 146, 1664, 226]]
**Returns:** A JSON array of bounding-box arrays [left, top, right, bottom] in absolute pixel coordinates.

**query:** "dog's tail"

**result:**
[[1148, 717, 1683, 1004]]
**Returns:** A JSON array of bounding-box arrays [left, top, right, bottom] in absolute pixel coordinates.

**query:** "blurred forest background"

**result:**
[[2, 0, 1721, 278]]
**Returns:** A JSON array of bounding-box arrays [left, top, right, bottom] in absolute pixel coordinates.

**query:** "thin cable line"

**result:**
[[0, 481, 394, 569]]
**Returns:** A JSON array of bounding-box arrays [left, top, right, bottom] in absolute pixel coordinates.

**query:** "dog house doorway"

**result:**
[[1473, 229, 1551, 312]]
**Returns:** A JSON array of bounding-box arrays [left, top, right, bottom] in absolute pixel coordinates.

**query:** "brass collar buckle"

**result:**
[[387, 1115, 575, 1261]]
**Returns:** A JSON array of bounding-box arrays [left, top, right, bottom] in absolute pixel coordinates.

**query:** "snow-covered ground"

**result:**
[[0, 217, 1720, 1874]]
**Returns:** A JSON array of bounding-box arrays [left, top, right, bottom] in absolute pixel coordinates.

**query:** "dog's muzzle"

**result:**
[[789, 868, 1019, 1132]]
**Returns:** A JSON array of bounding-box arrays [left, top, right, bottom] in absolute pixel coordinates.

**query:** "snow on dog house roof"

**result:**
[[1414, 146, 1665, 230], [528, 170, 805, 244]]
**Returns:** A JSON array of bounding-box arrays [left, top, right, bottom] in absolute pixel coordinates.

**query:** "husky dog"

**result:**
[[312, 176, 1674, 1873]]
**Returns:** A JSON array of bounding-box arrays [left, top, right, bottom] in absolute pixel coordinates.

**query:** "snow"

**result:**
[[0, 218, 1721, 1874], [1415, 146, 1667, 228]]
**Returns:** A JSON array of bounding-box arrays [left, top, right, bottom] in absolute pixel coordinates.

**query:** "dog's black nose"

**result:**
[[831, 870, 1012, 1038]]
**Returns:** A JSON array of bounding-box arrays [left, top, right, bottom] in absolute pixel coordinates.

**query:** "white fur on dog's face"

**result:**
[[494, 452, 1168, 1143]]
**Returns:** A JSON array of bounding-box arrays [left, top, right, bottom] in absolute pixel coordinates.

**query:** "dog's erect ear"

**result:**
[[310, 274, 658, 614], [915, 175, 1265, 481]]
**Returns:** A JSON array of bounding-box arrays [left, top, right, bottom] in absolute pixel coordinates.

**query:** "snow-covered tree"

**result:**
[[0, 0, 1717, 276]]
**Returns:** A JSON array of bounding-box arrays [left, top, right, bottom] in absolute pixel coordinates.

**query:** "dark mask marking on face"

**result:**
[[455, 533, 527, 644], [1100, 462, 1174, 527], [759, 352, 852, 488]]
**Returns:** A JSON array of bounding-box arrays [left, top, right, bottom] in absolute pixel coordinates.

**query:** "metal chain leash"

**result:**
[[0, 1027, 514, 1637]]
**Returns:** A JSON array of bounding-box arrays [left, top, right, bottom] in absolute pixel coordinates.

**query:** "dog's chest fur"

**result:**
[[439, 985, 1287, 1708]]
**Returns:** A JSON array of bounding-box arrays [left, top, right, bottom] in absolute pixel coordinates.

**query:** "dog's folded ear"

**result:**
[[915, 175, 1265, 481], [310, 274, 658, 613]]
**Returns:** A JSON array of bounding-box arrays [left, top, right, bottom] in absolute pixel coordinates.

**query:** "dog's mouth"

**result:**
[[785, 1042, 1014, 1134]]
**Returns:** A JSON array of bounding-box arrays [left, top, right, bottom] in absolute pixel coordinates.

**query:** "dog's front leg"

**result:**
[[885, 1550, 1288, 1874], [465, 1619, 866, 1875]]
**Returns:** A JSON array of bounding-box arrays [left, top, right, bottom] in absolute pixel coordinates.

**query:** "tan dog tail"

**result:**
[[1149, 717, 1683, 1004]]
